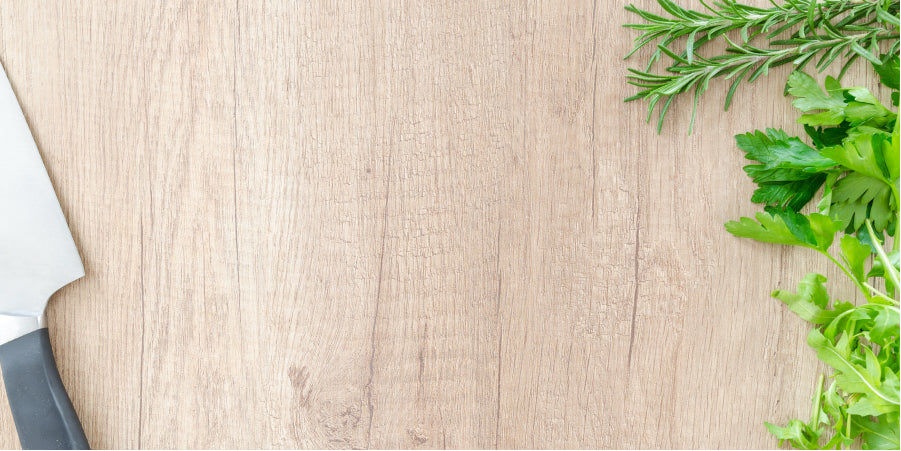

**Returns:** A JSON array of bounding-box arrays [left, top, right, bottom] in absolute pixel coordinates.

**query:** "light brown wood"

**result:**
[[0, 1, 886, 448]]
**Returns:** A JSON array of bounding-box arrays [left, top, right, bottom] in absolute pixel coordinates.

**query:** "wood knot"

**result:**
[[407, 426, 429, 445], [287, 364, 312, 405]]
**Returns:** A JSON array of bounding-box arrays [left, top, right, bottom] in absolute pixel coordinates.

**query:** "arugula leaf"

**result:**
[[820, 381, 854, 448], [808, 330, 900, 407], [847, 393, 897, 417], [867, 250, 900, 278], [854, 415, 901, 450], [771, 273, 853, 325], [869, 308, 900, 346], [765, 419, 820, 450]]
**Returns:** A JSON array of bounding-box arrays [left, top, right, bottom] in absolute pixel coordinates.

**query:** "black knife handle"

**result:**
[[0, 328, 89, 450]]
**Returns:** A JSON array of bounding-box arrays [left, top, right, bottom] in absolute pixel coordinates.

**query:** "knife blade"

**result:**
[[0, 60, 90, 450]]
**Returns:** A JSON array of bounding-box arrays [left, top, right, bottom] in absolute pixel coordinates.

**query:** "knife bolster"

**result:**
[[0, 314, 44, 346]]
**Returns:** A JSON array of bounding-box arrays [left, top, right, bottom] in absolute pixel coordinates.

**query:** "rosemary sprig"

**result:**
[[624, 0, 900, 133]]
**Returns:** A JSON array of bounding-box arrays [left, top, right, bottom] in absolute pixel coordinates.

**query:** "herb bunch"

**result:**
[[624, 0, 900, 133], [725, 56, 899, 449]]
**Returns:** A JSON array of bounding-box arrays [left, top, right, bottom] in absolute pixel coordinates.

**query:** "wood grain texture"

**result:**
[[0, 0, 886, 448]]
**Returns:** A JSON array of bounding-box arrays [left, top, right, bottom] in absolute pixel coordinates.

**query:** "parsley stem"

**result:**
[[822, 251, 872, 302], [867, 220, 900, 297], [886, 175, 900, 253]]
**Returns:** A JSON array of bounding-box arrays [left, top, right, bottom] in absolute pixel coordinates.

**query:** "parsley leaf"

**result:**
[[735, 129, 835, 210], [875, 55, 900, 92], [820, 131, 894, 184], [874, 54, 900, 107], [789, 71, 895, 128], [789, 72, 847, 126], [840, 235, 871, 282], [725, 210, 841, 252], [804, 123, 850, 149], [828, 172, 895, 234]]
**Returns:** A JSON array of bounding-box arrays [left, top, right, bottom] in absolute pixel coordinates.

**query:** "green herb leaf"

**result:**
[[725, 210, 842, 252], [789, 73, 896, 128], [888, 118, 900, 181], [771, 273, 853, 324], [869, 307, 900, 346], [828, 172, 895, 234], [843, 88, 893, 126], [765, 419, 820, 449], [874, 54, 900, 91], [804, 123, 850, 149], [820, 132, 894, 183], [808, 329, 900, 407], [868, 250, 900, 295], [840, 235, 872, 282], [789, 72, 848, 126], [854, 415, 901, 450], [736, 129, 835, 210]]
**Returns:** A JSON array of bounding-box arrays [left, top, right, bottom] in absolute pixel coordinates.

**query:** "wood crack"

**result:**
[[231, 0, 244, 361], [367, 151, 392, 449], [589, 0, 599, 222], [626, 164, 641, 369], [495, 225, 502, 449]]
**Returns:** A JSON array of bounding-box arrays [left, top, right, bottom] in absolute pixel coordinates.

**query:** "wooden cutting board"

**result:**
[[0, 0, 878, 448]]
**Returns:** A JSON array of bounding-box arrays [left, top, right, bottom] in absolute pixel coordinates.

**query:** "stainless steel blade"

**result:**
[[0, 61, 83, 318]]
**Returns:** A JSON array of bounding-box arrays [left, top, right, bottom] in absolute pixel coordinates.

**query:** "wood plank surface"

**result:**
[[0, 1, 885, 448]]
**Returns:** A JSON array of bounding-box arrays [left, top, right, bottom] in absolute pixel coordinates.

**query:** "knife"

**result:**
[[0, 61, 90, 450]]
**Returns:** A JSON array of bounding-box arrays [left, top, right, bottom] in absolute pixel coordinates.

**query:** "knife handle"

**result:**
[[0, 328, 89, 450]]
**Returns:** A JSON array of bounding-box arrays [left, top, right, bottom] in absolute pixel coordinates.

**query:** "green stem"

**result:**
[[809, 374, 824, 428], [891, 184, 899, 253], [863, 282, 901, 305], [867, 220, 901, 297], [822, 250, 873, 302], [829, 303, 901, 328]]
